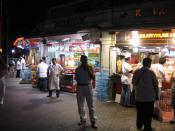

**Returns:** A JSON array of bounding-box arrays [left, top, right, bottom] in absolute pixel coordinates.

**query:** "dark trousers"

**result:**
[[38, 78, 48, 91], [16, 70, 21, 78], [136, 101, 154, 131]]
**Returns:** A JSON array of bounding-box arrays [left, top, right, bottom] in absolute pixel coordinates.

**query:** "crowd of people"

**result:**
[[2, 53, 175, 130], [119, 53, 175, 131]]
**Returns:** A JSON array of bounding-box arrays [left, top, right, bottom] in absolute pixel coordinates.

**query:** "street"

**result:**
[[0, 78, 174, 131]]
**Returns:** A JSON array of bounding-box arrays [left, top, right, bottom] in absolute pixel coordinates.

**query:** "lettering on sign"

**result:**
[[135, 7, 167, 17], [139, 33, 175, 39], [136, 9, 142, 17]]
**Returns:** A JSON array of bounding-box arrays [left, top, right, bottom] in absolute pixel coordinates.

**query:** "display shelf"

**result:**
[[31, 65, 38, 88], [60, 73, 77, 93]]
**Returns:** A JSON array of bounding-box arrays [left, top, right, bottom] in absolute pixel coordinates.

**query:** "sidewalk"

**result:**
[[0, 78, 174, 131]]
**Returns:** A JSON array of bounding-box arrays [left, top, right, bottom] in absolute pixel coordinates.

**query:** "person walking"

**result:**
[[47, 58, 64, 98], [20, 56, 26, 79], [120, 53, 133, 107], [132, 58, 159, 131], [37, 59, 48, 91], [0, 56, 8, 104], [16, 58, 22, 78], [75, 55, 97, 129]]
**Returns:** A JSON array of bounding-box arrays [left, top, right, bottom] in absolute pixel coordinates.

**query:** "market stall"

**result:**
[[110, 30, 175, 121], [13, 37, 32, 82], [47, 39, 100, 93]]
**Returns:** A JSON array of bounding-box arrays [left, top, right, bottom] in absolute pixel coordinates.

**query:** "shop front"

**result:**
[[46, 33, 101, 92], [109, 29, 175, 122]]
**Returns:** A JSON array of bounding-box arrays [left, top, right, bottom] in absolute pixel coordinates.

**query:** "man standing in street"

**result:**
[[16, 58, 22, 78], [132, 58, 159, 131], [47, 58, 64, 98], [75, 55, 97, 129], [120, 53, 133, 107], [37, 59, 48, 91]]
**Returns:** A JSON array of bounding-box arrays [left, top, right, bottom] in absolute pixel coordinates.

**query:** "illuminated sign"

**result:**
[[139, 33, 175, 39], [125, 32, 175, 41], [135, 7, 166, 17]]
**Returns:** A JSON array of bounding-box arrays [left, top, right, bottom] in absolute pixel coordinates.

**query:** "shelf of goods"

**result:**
[[31, 65, 38, 88], [159, 89, 173, 122]]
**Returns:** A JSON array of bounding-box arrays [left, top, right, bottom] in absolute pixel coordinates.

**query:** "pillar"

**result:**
[[100, 32, 116, 71]]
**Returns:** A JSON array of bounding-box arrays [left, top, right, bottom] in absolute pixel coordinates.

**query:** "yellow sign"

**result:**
[[139, 33, 175, 39]]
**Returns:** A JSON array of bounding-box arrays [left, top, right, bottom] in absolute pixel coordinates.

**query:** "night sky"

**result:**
[[8, 0, 76, 44]]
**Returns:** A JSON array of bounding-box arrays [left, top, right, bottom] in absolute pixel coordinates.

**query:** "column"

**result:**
[[100, 32, 116, 70]]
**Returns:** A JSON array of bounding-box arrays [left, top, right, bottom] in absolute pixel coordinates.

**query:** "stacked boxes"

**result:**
[[95, 69, 109, 101], [159, 89, 173, 122]]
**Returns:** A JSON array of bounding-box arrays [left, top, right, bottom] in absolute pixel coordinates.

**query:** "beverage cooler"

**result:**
[[60, 73, 77, 93]]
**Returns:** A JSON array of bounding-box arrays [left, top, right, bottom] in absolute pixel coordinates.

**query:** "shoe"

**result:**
[[91, 121, 98, 129], [78, 121, 86, 127], [47, 91, 52, 97]]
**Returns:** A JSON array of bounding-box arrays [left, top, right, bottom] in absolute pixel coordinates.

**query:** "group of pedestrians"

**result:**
[[37, 57, 64, 98], [36, 55, 97, 129], [119, 54, 175, 131], [16, 56, 26, 78], [2, 54, 175, 130]]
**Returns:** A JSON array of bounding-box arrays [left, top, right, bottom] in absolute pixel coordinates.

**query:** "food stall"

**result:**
[[110, 29, 175, 122], [47, 38, 100, 93]]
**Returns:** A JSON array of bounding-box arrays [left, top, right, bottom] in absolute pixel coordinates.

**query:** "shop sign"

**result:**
[[139, 33, 175, 39], [135, 7, 166, 17], [126, 32, 175, 41]]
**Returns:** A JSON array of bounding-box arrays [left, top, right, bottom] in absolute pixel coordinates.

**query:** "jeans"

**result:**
[[120, 84, 131, 106], [38, 78, 48, 91]]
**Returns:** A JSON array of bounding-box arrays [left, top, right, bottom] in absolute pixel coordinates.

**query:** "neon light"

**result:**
[[13, 37, 24, 46]]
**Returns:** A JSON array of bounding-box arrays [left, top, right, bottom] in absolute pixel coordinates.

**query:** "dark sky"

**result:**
[[8, 0, 76, 44]]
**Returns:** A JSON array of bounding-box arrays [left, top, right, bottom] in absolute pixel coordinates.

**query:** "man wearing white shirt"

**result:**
[[16, 58, 22, 78], [151, 57, 166, 96], [37, 59, 48, 91], [120, 53, 133, 107]]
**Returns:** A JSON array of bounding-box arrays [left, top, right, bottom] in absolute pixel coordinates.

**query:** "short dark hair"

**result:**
[[159, 57, 166, 64], [142, 58, 152, 67], [80, 55, 87, 62], [52, 58, 56, 61]]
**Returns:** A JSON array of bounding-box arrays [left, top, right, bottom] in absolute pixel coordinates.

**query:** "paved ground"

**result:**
[[0, 78, 175, 131]]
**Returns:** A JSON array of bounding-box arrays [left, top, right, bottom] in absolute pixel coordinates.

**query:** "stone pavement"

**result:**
[[0, 78, 174, 131]]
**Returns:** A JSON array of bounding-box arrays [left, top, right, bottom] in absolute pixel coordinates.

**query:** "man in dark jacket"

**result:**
[[132, 58, 159, 131]]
